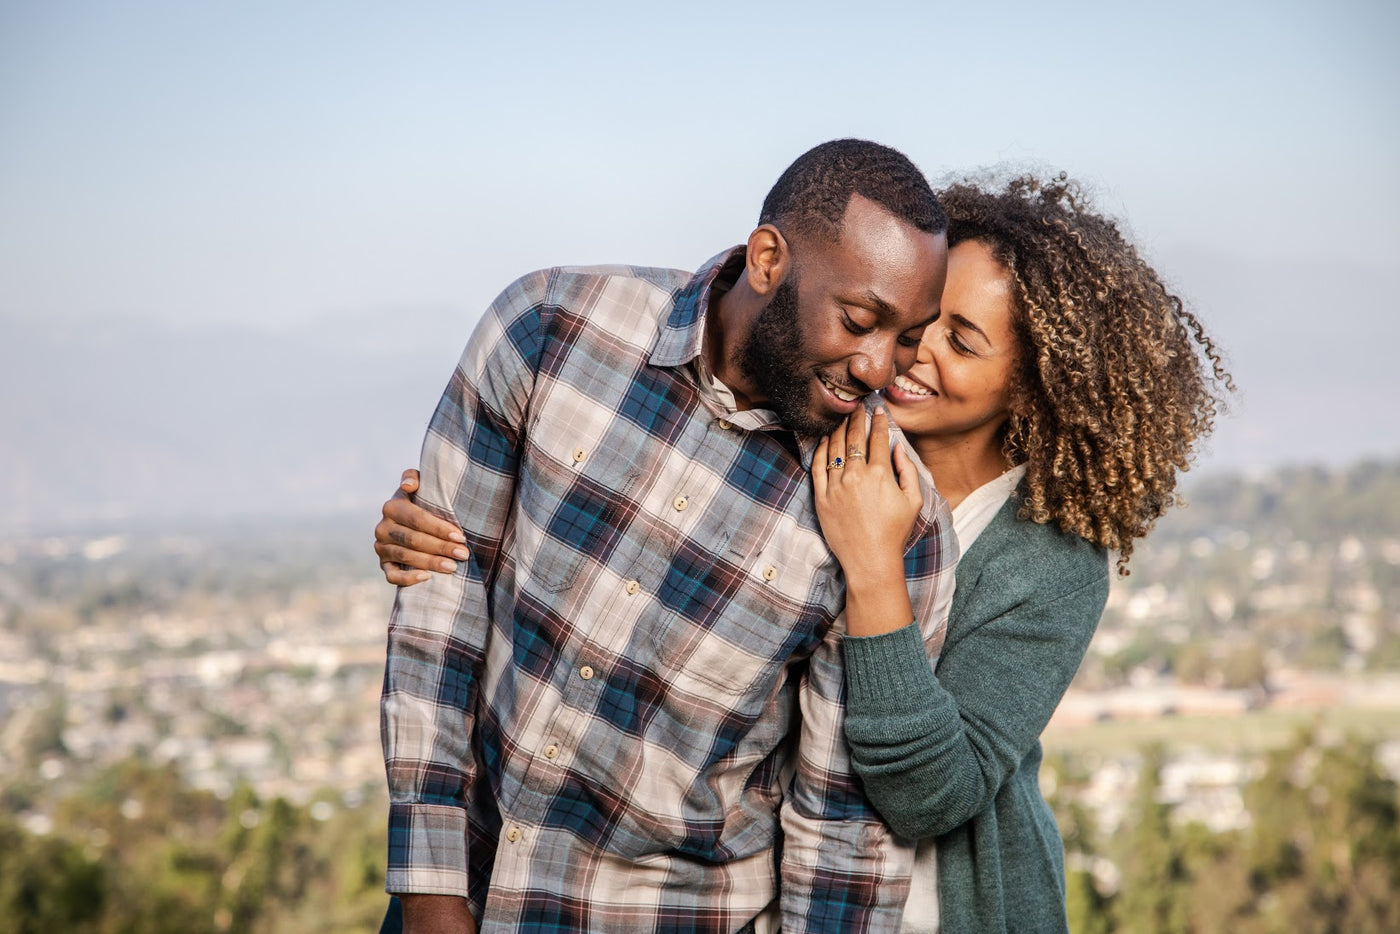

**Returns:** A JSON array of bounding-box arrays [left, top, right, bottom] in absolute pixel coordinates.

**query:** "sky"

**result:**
[[1, 0, 1398, 481]]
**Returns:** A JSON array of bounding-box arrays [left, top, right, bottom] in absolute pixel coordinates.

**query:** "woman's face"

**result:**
[[882, 239, 1019, 449]]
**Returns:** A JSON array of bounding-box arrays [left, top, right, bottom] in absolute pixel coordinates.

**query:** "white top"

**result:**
[[901, 463, 1027, 934]]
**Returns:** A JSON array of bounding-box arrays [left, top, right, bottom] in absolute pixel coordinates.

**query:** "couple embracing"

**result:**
[[373, 139, 1230, 933]]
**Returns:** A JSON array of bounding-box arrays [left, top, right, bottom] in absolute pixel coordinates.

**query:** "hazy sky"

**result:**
[[2, 0, 1396, 327]]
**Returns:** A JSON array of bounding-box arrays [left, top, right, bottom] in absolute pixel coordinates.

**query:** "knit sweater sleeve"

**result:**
[[841, 504, 1108, 841]]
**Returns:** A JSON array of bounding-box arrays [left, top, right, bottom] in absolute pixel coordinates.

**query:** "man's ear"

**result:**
[[744, 224, 791, 298]]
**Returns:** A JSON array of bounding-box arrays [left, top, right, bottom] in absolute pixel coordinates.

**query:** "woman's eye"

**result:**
[[948, 332, 974, 355]]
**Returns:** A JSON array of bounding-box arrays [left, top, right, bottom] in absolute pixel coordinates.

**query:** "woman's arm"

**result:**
[[842, 522, 1107, 840], [810, 405, 924, 637]]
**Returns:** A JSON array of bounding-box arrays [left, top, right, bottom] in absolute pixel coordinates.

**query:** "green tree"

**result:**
[[1116, 745, 1190, 933], [1243, 727, 1400, 933], [1065, 866, 1112, 934], [0, 817, 106, 933]]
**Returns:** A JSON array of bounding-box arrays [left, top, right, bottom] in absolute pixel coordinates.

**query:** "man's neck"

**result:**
[[704, 267, 763, 412]]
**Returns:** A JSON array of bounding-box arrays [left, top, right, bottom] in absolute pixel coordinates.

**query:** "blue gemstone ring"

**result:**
[[827, 456, 845, 470]]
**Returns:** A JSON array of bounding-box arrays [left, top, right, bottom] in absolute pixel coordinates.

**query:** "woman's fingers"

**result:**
[[890, 443, 924, 509], [826, 415, 848, 470], [376, 467, 464, 585], [867, 405, 895, 473], [812, 436, 830, 497], [374, 513, 467, 564], [375, 538, 454, 572], [843, 406, 868, 465], [382, 562, 432, 586], [382, 493, 466, 545]]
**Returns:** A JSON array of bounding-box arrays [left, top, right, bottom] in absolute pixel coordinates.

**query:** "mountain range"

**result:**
[[2, 247, 1395, 534]]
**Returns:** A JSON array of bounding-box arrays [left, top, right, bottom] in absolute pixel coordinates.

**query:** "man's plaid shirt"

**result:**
[[381, 249, 956, 932]]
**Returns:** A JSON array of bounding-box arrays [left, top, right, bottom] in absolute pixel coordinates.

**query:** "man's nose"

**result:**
[[850, 338, 899, 392]]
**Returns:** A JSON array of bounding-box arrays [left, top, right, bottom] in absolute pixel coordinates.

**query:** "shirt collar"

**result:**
[[650, 246, 746, 368]]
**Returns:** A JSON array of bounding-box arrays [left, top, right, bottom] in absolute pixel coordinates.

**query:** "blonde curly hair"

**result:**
[[941, 175, 1233, 572]]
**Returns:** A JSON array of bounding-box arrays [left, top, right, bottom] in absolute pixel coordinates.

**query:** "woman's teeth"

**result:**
[[894, 374, 934, 397]]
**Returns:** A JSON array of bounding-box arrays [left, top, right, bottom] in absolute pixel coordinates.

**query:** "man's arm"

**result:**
[[778, 503, 956, 932], [381, 269, 552, 909], [398, 894, 477, 934]]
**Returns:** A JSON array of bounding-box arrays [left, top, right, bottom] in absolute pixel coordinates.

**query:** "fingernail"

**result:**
[[449, 531, 466, 543], [439, 559, 457, 572], [414, 572, 430, 583], [874, 403, 887, 415], [452, 547, 469, 560]]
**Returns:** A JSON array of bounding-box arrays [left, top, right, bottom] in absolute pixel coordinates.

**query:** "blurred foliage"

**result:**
[[4, 730, 1396, 931], [1077, 457, 1400, 689], [1054, 728, 1400, 933], [1, 760, 388, 933]]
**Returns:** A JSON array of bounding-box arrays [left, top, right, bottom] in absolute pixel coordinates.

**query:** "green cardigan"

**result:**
[[842, 492, 1109, 933]]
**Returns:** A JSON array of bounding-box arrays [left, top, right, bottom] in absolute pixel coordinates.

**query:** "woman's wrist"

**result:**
[[842, 566, 915, 637], [841, 556, 908, 599]]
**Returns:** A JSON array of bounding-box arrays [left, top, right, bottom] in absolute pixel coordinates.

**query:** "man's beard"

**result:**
[[737, 276, 844, 438]]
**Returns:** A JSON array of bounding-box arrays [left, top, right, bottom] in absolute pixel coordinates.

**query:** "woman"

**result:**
[[374, 175, 1231, 932]]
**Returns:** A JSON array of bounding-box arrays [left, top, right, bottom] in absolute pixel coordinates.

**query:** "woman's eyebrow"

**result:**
[[950, 313, 991, 344]]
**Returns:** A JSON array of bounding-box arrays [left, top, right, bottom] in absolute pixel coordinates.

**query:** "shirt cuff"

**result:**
[[385, 802, 472, 897], [842, 620, 939, 710]]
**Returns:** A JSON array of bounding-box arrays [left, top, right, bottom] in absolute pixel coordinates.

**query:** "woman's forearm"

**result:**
[[845, 572, 1109, 840], [841, 556, 915, 637]]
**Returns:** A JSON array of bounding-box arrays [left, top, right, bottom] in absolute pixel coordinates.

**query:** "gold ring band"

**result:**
[[847, 450, 866, 459]]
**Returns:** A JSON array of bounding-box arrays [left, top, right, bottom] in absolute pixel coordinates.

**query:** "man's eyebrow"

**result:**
[[860, 290, 897, 318], [851, 291, 939, 329]]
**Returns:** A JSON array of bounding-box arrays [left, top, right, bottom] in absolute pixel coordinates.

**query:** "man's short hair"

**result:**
[[759, 139, 946, 245]]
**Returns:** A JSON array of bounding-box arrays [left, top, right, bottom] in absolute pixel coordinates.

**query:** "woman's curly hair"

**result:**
[[940, 174, 1233, 572]]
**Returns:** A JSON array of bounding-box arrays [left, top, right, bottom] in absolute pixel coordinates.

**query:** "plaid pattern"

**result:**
[[381, 250, 956, 932]]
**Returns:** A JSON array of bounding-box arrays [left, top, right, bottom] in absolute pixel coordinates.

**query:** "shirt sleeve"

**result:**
[[841, 537, 1108, 841], [380, 269, 552, 897], [779, 497, 957, 931]]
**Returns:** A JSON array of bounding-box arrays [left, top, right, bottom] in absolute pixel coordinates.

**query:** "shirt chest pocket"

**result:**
[[648, 524, 841, 698], [517, 416, 643, 593]]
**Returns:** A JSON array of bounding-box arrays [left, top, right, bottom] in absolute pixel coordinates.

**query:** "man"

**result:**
[[381, 139, 955, 933]]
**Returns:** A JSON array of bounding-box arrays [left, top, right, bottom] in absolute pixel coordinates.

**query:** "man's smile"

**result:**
[[819, 373, 862, 404]]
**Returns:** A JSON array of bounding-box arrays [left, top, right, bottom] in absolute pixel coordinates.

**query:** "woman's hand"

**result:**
[[812, 405, 922, 636], [374, 469, 469, 586]]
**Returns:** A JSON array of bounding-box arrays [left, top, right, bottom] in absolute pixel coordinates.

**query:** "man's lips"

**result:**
[[817, 375, 863, 412]]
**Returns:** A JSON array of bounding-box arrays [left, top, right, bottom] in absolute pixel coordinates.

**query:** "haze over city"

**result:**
[[2, 1, 1396, 530]]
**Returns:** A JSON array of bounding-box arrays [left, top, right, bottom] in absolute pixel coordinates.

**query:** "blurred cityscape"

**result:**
[[2, 457, 1398, 930]]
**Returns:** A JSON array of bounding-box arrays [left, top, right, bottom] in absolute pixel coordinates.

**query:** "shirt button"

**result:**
[[625, 579, 640, 595], [544, 744, 559, 759], [506, 826, 521, 843], [579, 665, 594, 680], [572, 447, 587, 464], [763, 566, 777, 582], [673, 495, 689, 512], [717, 418, 732, 430]]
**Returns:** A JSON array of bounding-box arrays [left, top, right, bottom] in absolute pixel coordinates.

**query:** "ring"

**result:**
[[827, 457, 845, 470], [847, 449, 866, 459]]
